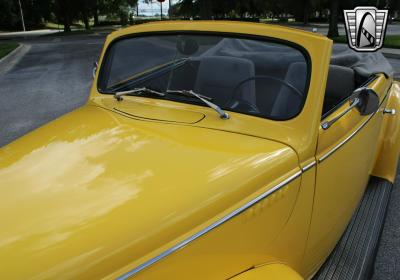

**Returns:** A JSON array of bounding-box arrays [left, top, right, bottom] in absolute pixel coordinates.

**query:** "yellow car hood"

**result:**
[[0, 105, 298, 279]]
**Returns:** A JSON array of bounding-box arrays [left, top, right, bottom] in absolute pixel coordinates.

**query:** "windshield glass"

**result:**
[[98, 33, 310, 120]]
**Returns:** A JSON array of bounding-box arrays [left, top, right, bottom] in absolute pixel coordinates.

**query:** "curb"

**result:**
[[0, 44, 30, 75], [0, 43, 22, 64]]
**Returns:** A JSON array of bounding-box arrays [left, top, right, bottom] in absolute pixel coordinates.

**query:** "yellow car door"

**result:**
[[303, 73, 392, 274]]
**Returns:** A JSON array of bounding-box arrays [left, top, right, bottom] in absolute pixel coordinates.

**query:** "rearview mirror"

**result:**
[[177, 37, 199, 55], [353, 87, 380, 116]]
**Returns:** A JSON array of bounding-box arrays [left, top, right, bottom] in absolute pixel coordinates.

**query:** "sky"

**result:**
[[138, 0, 174, 16]]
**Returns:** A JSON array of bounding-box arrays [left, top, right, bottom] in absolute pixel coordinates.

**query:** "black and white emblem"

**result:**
[[343, 6, 388, 52]]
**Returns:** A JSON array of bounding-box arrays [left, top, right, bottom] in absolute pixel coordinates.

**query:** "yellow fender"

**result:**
[[372, 81, 400, 183], [231, 263, 303, 280]]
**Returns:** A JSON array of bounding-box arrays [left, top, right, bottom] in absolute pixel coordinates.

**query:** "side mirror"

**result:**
[[354, 87, 380, 116], [321, 87, 380, 130]]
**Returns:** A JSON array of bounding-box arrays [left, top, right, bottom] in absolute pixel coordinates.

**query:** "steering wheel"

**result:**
[[228, 75, 304, 111], [229, 98, 260, 114]]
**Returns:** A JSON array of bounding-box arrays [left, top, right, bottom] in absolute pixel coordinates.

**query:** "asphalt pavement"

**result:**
[[373, 164, 400, 280], [372, 44, 400, 280], [0, 34, 104, 146], [0, 33, 399, 279]]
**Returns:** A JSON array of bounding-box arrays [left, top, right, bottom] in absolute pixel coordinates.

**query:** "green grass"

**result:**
[[332, 35, 400, 49], [0, 43, 19, 60], [383, 35, 400, 48], [45, 22, 64, 29], [45, 21, 92, 30]]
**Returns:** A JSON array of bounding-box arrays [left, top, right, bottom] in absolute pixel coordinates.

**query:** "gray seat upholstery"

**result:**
[[194, 56, 256, 107], [270, 62, 307, 118], [323, 65, 355, 115]]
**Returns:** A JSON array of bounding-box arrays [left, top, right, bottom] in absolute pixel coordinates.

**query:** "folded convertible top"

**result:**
[[201, 38, 394, 81], [331, 44, 394, 80]]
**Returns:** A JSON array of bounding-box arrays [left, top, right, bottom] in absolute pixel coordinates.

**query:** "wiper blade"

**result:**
[[113, 87, 165, 101], [167, 89, 213, 101], [166, 90, 229, 120]]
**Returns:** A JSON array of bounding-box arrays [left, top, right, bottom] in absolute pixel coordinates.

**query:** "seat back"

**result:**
[[194, 56, 256, 106], [323, 65, 355, 115], [270, 62, 307, 118]]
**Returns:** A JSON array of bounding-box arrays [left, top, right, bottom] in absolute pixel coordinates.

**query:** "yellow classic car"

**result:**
[[0, 21, 399, 280]]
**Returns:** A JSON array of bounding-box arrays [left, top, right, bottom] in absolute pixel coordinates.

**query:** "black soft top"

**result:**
[[331, 44, 394, 80]]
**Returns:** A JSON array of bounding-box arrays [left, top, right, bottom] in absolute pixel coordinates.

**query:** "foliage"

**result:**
[[0, 42, 19, 59], [0, 0, 19, 29], [0, 0, 138, 31], [0, 0, 399, 35]]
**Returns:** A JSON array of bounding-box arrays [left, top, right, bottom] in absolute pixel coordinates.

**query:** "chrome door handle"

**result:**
[[321, 97, 361, 130], [383, 108, 396, 115]]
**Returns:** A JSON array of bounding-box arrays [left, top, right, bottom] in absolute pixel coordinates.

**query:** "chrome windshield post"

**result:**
[[92, 61, 98, 79]]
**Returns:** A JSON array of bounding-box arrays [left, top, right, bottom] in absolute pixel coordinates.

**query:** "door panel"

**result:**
[[302, 75, 390, 276]]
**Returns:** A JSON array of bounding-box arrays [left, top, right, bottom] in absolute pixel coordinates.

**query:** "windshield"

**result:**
[[98, 33, 310, 120]]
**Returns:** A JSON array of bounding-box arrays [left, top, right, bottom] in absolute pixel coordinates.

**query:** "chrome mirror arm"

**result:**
[[92, 61, 98, 79], [321, 97, 361, 130]]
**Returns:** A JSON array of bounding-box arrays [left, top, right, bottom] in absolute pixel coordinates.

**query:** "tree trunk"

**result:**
[[94, 2, 99, 26], [303, 0, 310, 25], [64, 25, 71, 33], [64, 9, 71, 33], [199, 0, 212, 19], [328, 0, 339, 38], [94, 12, 99, 26], [83, 13, 90, 30]]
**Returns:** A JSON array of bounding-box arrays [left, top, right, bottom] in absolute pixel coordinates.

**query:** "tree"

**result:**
[[54, 0, 77, 32], [327, 0, 339, 38], [0, 0, 19, 29], [198, 0, 213, 19], [81, 0, 96, 30], [0, 0, 53, 30], [98, 0, 138, 25], [389, 0, 400, 11], [174, 0, 269, 19], [23, 0, 52, 27], [2, 0, 397, 32]]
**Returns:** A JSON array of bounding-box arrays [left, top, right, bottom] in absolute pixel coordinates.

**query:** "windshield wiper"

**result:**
[[113, 87, 165, 101], [167, 89, 213, 101], [166, 90, 229, 120]]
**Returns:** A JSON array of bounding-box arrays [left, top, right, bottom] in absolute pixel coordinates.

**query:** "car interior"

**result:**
[[129, 55, 309, 119], [102, 37, 387, 121], [114, 54, 376, 122], [322, 65, 357, 117], [321, 43, 392, 118]]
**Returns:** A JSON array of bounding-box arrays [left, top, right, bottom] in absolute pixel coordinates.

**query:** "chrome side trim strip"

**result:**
[[318, 112, 376, 163], [117, 170, 302, 280], [301, 161, 316, 172]]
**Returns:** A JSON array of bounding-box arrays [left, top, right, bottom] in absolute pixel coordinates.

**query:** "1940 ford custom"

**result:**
[[0, 21, 399, 280]]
